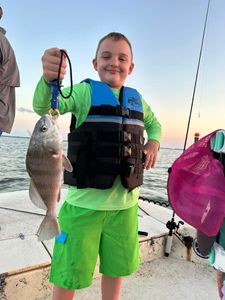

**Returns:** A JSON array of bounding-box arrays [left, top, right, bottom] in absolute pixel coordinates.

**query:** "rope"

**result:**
[[57, 49, 73, 99]]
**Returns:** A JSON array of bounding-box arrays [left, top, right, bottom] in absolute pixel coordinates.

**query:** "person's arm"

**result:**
[[33, 48, 91, 120], [142, 97, 162, 170]]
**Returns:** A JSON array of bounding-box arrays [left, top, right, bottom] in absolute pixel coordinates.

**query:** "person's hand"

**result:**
[[217, 271, 224, 299], [143, 140, 159, 170], [41, 48, 67, 82]]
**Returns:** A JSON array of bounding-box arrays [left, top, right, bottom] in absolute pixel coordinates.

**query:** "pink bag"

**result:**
[[168, 130, 225, 236]]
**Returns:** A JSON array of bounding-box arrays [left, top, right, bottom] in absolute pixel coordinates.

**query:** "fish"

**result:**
[[26, 114, 73, 241]]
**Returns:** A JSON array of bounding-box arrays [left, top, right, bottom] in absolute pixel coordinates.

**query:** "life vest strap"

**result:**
[[88, 105, 143, 121], [95, 144, 142, 158], [92, 160, 142, 177], [96, 131, 145, 144], [68, 129, 144, 144]]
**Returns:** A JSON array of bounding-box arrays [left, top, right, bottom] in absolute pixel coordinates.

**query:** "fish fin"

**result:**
[[37, 214, 60, 241], [29, 179, 48, 210], [62, 154, 73, 172]]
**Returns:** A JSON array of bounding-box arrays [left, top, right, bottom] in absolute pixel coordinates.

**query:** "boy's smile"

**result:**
[[93, 38, 134, 89]]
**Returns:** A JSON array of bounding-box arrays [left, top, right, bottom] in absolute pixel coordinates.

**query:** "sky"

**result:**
[[1, 0, 225, 148]]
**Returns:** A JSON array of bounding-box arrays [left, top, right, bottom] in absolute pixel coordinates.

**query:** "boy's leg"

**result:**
[[100, 203, 139, 277], [100, 204, 139, 300], [101, 275, 123, 300], [52, 285, 75, 300], [50, 203, 103, 290]]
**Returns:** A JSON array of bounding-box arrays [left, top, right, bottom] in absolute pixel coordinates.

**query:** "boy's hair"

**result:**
[[95, 32, 133, 60]]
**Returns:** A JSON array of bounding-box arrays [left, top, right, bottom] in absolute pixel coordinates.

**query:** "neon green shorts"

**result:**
[[49, 202, 140, 290]]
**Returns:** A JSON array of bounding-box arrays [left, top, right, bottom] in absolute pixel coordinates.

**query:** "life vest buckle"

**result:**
[[140, 135, 145, 144], [116, 105, 130, 117], [125, 164, 135, 176], [120, 145, 132, 157], [121, 131, 132, 142]]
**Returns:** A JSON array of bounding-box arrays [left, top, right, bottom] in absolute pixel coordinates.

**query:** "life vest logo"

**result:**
[[128, 97, 141, 108]]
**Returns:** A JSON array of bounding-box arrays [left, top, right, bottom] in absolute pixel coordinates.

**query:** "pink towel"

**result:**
[[168, 130, 225, 236]]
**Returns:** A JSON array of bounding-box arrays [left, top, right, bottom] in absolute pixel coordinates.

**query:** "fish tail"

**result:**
[[37, 214, 60, 241]]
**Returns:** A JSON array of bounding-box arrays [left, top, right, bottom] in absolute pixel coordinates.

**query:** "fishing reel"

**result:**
[[165, 216, 193, 257]]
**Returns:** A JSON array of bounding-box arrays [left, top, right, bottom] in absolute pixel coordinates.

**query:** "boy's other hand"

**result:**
[[42, 48, 67, 82], [143, 140, 159, 170]]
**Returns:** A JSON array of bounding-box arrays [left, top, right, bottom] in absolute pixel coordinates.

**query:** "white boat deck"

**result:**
[[0, 190, 218, 300]]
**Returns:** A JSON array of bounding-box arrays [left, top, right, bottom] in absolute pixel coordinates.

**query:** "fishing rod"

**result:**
[[165, 0, 211, 257]]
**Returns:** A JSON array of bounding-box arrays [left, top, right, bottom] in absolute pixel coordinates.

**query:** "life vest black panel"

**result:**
[[64, 78, 145, 190]]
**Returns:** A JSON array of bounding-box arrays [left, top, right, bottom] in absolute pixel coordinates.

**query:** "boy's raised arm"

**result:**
[[33, 48, 67, 116]]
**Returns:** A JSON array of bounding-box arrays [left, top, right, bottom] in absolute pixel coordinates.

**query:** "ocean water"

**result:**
[[0, 136, 182, 202]]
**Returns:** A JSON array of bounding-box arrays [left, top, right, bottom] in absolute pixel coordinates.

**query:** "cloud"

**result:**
[[17, 107, 34, 113]]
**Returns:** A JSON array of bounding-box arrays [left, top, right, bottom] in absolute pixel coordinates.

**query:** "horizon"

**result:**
[[0, 134, 186, 151]]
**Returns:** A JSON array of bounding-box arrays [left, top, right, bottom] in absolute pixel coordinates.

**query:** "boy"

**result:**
[[33, 32, 161, 300]]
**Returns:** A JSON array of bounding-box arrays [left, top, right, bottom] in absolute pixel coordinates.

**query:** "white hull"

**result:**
[[0, 190, 217, 300]]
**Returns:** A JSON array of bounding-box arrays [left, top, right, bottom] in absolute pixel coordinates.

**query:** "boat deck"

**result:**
[[0, 190, 218, 300]]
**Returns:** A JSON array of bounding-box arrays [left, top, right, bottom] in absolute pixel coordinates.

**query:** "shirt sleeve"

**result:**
[[32, 76, 52, 115], [32, 76, 91, 127], [142, 96, 162, 143]]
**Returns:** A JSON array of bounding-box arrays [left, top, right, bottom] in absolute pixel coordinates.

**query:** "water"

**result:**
[[0, 136, 182, 201]]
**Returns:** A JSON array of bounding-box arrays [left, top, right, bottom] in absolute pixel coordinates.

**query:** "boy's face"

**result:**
[[93, 38, 134, 89]]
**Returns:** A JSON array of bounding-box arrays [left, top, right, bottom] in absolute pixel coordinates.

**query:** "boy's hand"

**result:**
[[41, 48, 67, 82], [143, 140, 159, 170]]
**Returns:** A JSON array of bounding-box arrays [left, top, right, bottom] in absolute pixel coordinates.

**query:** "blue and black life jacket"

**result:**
[[64, 79, 145, 190]]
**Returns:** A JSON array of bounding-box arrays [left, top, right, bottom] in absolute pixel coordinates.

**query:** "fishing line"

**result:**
[[182, 0, 211, 152], [138, 204, 167, 225], [41, 241, 52, 258], [0, 206, 46, 216], [197, 31, 208, 119]]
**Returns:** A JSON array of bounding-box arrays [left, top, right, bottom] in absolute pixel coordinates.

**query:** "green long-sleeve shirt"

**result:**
[[33, 77, 161, 210]]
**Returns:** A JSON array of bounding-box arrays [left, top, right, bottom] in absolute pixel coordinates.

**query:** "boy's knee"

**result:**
[[52, 285, 75, 300]]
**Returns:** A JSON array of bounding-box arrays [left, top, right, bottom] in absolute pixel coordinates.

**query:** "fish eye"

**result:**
[[41, 124, 48, 132]]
